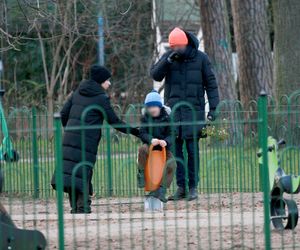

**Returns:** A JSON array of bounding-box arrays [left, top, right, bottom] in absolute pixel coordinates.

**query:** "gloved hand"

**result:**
[[130, 127, 140, 138], [167, 51, 181, 63], [207, 109, 216, 121]]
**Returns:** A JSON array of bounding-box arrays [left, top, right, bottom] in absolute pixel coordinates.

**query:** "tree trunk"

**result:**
[[231, 0, 274, 105], [272, 0, 300, 98], [199, 0, 237, 100], [47, 94, 54, 134]]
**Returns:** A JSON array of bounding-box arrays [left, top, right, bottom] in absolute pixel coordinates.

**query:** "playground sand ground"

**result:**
[[2, 193, 300, 249]]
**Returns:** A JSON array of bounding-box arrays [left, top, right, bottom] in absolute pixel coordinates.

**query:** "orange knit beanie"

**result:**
[[168, 27, 188, 47]]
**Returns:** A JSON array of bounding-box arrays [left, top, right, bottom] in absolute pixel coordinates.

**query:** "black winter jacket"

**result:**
[[150, 31, 219, 139], [51, 79, 139, 194], [139, 106, 172, 149]]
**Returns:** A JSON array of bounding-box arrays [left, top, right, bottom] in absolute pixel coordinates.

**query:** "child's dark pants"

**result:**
[[138, 144, 176, 188]]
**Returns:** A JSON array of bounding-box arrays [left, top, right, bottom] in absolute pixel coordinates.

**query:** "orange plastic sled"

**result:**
[[145, 145, 167, 191]]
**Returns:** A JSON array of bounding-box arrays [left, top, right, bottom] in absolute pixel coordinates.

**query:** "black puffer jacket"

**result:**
[[139, 106, 172, 149], [51, 79, 139, 194], [150, 31, 219, 139]]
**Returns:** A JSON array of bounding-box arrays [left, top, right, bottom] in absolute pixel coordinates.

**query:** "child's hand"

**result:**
[[159, 140, 167, 147], [151, 138, 160, 146]]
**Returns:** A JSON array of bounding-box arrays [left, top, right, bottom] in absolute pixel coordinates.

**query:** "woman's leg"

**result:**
[[68, 189, 79, 214]]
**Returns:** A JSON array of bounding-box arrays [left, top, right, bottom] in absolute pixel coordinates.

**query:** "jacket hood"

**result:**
[[185, 31, 199, 50], [78, 79, 105, 97]]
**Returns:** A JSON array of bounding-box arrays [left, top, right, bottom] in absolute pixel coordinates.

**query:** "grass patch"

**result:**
[[2, 137, 299, 198]]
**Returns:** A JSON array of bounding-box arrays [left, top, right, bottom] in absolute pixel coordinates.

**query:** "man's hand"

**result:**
[[151, 138, 160, 146], [167, 51, 180, 63], [159, 140, 167, 147]]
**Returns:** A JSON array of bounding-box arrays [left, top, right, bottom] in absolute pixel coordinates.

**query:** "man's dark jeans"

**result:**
[[175, 137, 199, 189]]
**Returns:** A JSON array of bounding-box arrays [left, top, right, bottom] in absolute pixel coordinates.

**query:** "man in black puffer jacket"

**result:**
[[51, 65, 139, 213], [150, 27, 219, 201]]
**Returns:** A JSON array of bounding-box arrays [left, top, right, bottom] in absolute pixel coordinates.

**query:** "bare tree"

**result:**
[[0, 0, 21, 52], [102, 0, 153, 107], [272, 0, 300, 98], [199, 0, 236, 100], [2, 1, 99, 108], [231, 0, 274, 105], [2, 1, 153, 110], [34, 1, 78, 118]]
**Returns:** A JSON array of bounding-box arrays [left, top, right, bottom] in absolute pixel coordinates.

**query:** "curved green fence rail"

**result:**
[[0, 91, 299, 249]]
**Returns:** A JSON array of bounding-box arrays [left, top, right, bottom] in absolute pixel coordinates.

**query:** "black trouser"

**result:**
[[175, 137, 199, 189], [68, 190, 91, 213]]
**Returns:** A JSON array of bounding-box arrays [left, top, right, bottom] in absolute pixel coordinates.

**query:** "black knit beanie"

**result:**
[[90, 65, 112, 84]]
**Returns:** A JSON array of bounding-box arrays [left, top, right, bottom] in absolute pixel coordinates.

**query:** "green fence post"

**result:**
[[106, 126, 113, 196], [32, 107, 39, 198], [54, 113, 65, 250], [258, 91, 271, 250]]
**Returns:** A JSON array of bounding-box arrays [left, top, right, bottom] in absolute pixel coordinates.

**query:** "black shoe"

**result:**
[[73, 209, 92, 214], [70, 209, 77, 214], [168, 187, 187, 201], [188, 187, 198, 201], [149, 187, 167, 203]]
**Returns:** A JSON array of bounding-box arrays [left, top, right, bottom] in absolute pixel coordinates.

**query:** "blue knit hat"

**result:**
[[144, 90, 163, 107]]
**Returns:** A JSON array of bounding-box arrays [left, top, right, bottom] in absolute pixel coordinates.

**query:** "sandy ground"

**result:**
[[1, 193, 300, 249]]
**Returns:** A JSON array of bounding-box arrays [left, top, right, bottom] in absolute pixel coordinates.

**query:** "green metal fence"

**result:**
[[0, 91, 299, 249]]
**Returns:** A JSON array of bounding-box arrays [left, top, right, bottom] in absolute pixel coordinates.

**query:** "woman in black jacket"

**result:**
[[51, 65, 139, 213]]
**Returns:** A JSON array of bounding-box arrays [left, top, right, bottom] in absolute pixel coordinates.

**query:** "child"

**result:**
[[51, 65, 139, 214], [138, 90, 176, 202]]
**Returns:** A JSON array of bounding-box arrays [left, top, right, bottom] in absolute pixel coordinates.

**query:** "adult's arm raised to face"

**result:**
[[150, 51, 172, 82]]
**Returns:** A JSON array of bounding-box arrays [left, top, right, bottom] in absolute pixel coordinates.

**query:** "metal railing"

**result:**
[[0, 91, 299, 249]]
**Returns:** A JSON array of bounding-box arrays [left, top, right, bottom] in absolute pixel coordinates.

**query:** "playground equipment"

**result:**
[[0, 62, 18, 162], [257, 136, 300, 229], [144, 145, 166, 212], [0, 89, 19, 162], [145, 145, 167, 192], [0, 85, 45, 248], [0, 160, 47, 249]]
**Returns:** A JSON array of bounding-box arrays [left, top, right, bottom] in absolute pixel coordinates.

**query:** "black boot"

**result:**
[[149, 187, 167, 203], [76, 193, 92, 214], [188, 187, 198, 201], [168, 187, 187, 201]]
